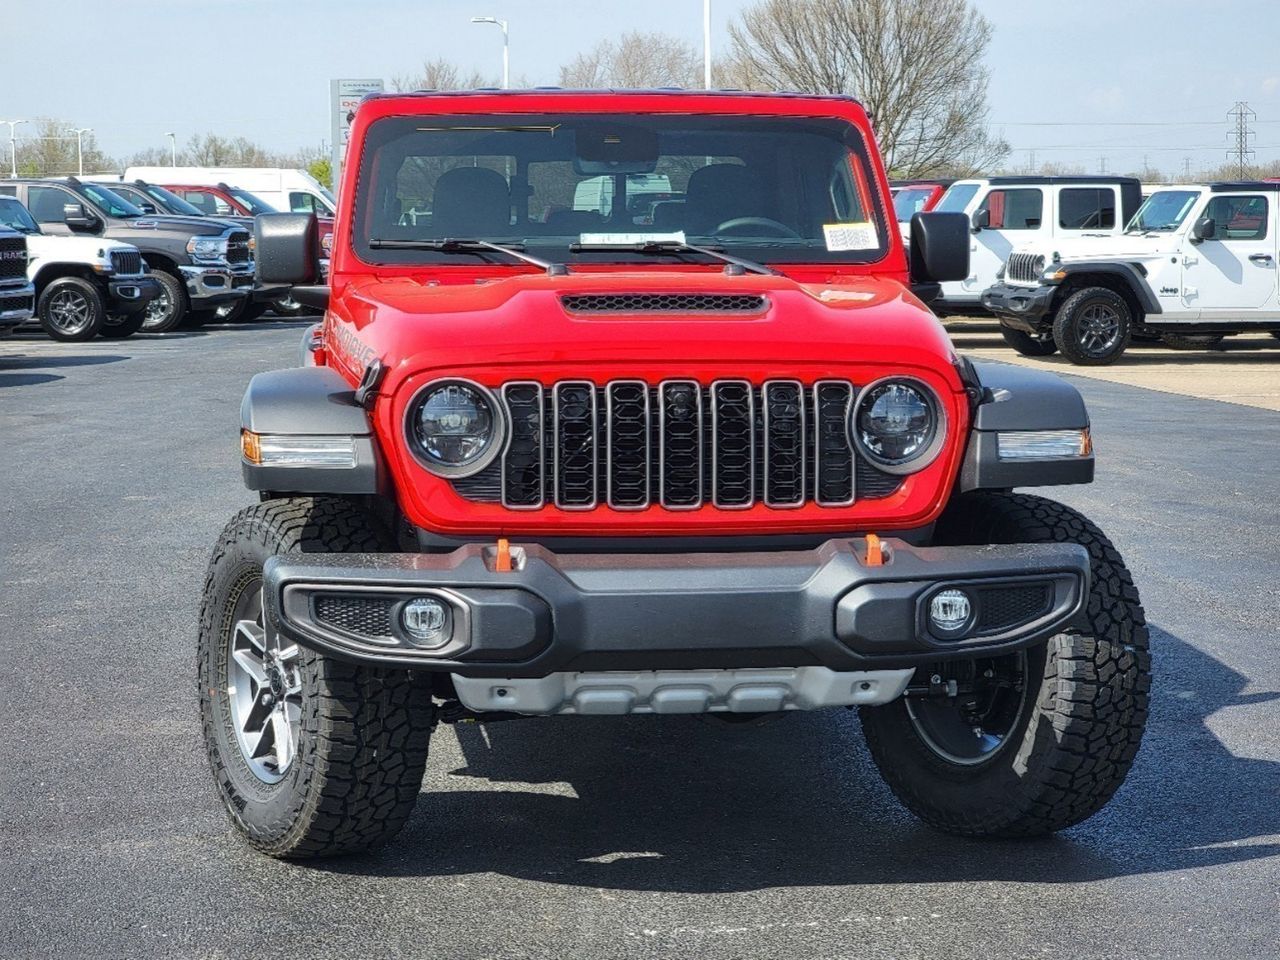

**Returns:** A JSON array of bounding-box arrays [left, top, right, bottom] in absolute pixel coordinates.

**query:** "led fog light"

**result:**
[[401, 597, 451, 649], [929, 589, 972, 638]]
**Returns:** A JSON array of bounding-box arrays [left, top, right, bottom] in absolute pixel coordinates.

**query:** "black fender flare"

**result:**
[[240, 366, 384, 495], [959, 362, 1094, 492], [1051, 261, 1162, 316]]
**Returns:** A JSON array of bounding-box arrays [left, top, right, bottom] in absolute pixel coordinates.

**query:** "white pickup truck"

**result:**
[[931, 176, 1143, 315], [0, 194, 157, 341], [0, 224, 35, 334], [982, 181, 1280, 364]]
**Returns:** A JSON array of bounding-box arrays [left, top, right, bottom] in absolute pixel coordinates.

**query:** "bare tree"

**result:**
[[15, 119, 113, 176], [560, 32, 702, 88], [392, 57, 493, 92], [723, 0, 1008, 177]]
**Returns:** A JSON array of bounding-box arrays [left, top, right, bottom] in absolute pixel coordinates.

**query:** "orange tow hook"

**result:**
[[495, 537, 513, 573], [864, 533, 884, 567]]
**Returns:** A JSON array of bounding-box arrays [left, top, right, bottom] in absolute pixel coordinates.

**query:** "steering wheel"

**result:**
[[713, 217, 803, 239]]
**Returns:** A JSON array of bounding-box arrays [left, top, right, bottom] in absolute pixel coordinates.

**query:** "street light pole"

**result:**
[[470, 16, 509, 88], [1, 120, 26, 179], [166, 132, 176, 167], [72, 127, 92, 176], [703, 0, 712, 89]]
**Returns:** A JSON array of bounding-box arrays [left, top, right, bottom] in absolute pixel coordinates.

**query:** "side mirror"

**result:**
[[970, 208, 990, 233], [910, 212, 970, 294], [1191, 216, 1216, 243], [255, 212, 328, 310], [63, 202, 98, 232], [137, 201, 158, 214]]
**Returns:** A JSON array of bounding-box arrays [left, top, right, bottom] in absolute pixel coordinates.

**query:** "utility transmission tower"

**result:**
[[1183, 156, 1192, 179], [1099, 156, 1108, 174], [1227, 101, 1256, 178]]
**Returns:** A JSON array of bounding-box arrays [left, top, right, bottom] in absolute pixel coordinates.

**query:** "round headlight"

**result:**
[[406, 379, 505, 477], [852, 378, 945, 473]]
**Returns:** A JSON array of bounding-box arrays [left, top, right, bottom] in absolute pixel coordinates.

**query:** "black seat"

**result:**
[[683, 164, 762, 234], [431, 167, 510, 236]]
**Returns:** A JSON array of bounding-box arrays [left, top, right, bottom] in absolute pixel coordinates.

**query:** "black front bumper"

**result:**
[[263, 538, 1090, 676], [107, 276, 162, 315], [982, 282, 1057, 331]]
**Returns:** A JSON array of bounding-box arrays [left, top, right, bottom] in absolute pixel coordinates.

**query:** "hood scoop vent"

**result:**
[[561, 293, 767, 314]]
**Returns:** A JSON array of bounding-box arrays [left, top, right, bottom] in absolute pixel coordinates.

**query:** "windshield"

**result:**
[[892, 187, 935, 222], [140, 183, 206, 217], [81, 183, 146, 218], [226, 188, 276, 215], [935, 182, 981, 213], [354, 112, 891, 266], [0, 196, 39, 233], [1125, 190, 1200, 233]]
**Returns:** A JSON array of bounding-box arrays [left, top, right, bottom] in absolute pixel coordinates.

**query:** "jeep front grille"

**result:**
[[0, 236, 27, 281], [449, 379, 904, 511], [225, 231, 251, 264], [110, 250, 143, 276], [561, 293, 767, 314], [1006, 253, 1043, 284]]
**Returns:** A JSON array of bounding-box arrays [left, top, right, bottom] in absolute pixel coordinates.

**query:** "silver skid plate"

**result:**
[[450, 666, 915, 716]]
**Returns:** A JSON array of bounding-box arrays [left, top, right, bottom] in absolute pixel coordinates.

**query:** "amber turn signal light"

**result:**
[[241, 429, 262, 464]]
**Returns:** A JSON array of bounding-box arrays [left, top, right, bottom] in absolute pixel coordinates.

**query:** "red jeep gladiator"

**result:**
[[199, 90, 1150, 859]]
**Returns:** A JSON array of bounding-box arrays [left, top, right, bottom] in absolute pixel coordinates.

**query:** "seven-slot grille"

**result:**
[[1005, 252, 1043, 284], [0, 236, 27, 281], [225, 231, 252, 264], [109, 249, 143, 276], [452, 379, 904, 511]]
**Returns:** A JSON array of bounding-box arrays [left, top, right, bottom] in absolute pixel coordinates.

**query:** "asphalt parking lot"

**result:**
[[1, 322, 1277, 960]]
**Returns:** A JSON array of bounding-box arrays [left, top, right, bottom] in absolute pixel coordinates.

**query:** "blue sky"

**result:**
[[3, 0, 1280, 175]]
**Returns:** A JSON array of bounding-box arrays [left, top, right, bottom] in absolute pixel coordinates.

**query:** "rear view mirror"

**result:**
[[970, 208, 990, 233], [63, 202, 98, 232], [573, 124, 659, 175], [910, 212, 970, 295], [256, 212, 321, 284], [1191, 216, 1216, 242]]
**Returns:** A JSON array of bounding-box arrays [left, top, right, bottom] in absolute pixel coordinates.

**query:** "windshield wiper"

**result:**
[[569, 239, 776, 276], [367, 237, 567, 275]]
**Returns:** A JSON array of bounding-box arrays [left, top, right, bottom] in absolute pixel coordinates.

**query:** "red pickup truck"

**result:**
[[197, 89, 1149, 859]]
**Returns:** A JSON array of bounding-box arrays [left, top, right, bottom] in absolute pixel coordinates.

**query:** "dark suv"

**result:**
[[0, 178, 252, 332]]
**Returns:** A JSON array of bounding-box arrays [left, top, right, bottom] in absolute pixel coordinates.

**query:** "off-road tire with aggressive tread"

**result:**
[[859, 492, 1151, 838], [1052, 287, 1132, 366], [198, 497, 433, 859], [999, 323, 1058, 357]]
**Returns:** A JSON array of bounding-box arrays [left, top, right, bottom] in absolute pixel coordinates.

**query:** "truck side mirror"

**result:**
[[970, 208, 990, 233], [910, 212, 970, 300], [63, 202, 98, 232], [256, 212, 328, 310], [137, 201, 158, 214], [1191, 216, 1216, 243]]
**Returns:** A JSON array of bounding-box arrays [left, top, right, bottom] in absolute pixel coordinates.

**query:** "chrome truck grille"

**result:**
[[451, 379, 904, 511], [1005, 253, 1044, 284]]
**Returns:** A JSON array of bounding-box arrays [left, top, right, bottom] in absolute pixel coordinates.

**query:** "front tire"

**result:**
[[198, 497, 433, 859], [859, 492, 1151, 838], [999, 323, 1058, 357], [37, 277, 106, 342], [140, 271, 188, 333], [1053, 287, 1132, 365]]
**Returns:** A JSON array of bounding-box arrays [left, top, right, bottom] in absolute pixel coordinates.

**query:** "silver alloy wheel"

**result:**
[[47, 288, 93, 335], [227, 583, 302, 784], [1078, 302, 1121, 356], [904, 651, 1031, 767], [142, 286, 173, 331]]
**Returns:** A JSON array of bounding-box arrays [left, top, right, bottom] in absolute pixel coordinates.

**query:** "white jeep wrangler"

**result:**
[[0, 194, 158, 341], [982, 182, 1280, 364], [932, 176, 1143, 316]]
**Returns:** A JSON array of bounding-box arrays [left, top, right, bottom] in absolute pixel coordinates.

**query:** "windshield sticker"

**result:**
[[823, 222, 878, 251], [579, 231, 686, 246]]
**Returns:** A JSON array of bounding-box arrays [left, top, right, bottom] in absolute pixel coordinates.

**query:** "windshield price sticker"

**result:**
[[823, 222, 878, 251], [579, 231, 687, 245]]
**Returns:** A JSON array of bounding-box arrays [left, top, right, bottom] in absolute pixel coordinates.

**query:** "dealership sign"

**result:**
[[330, 78, 385, 187]]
